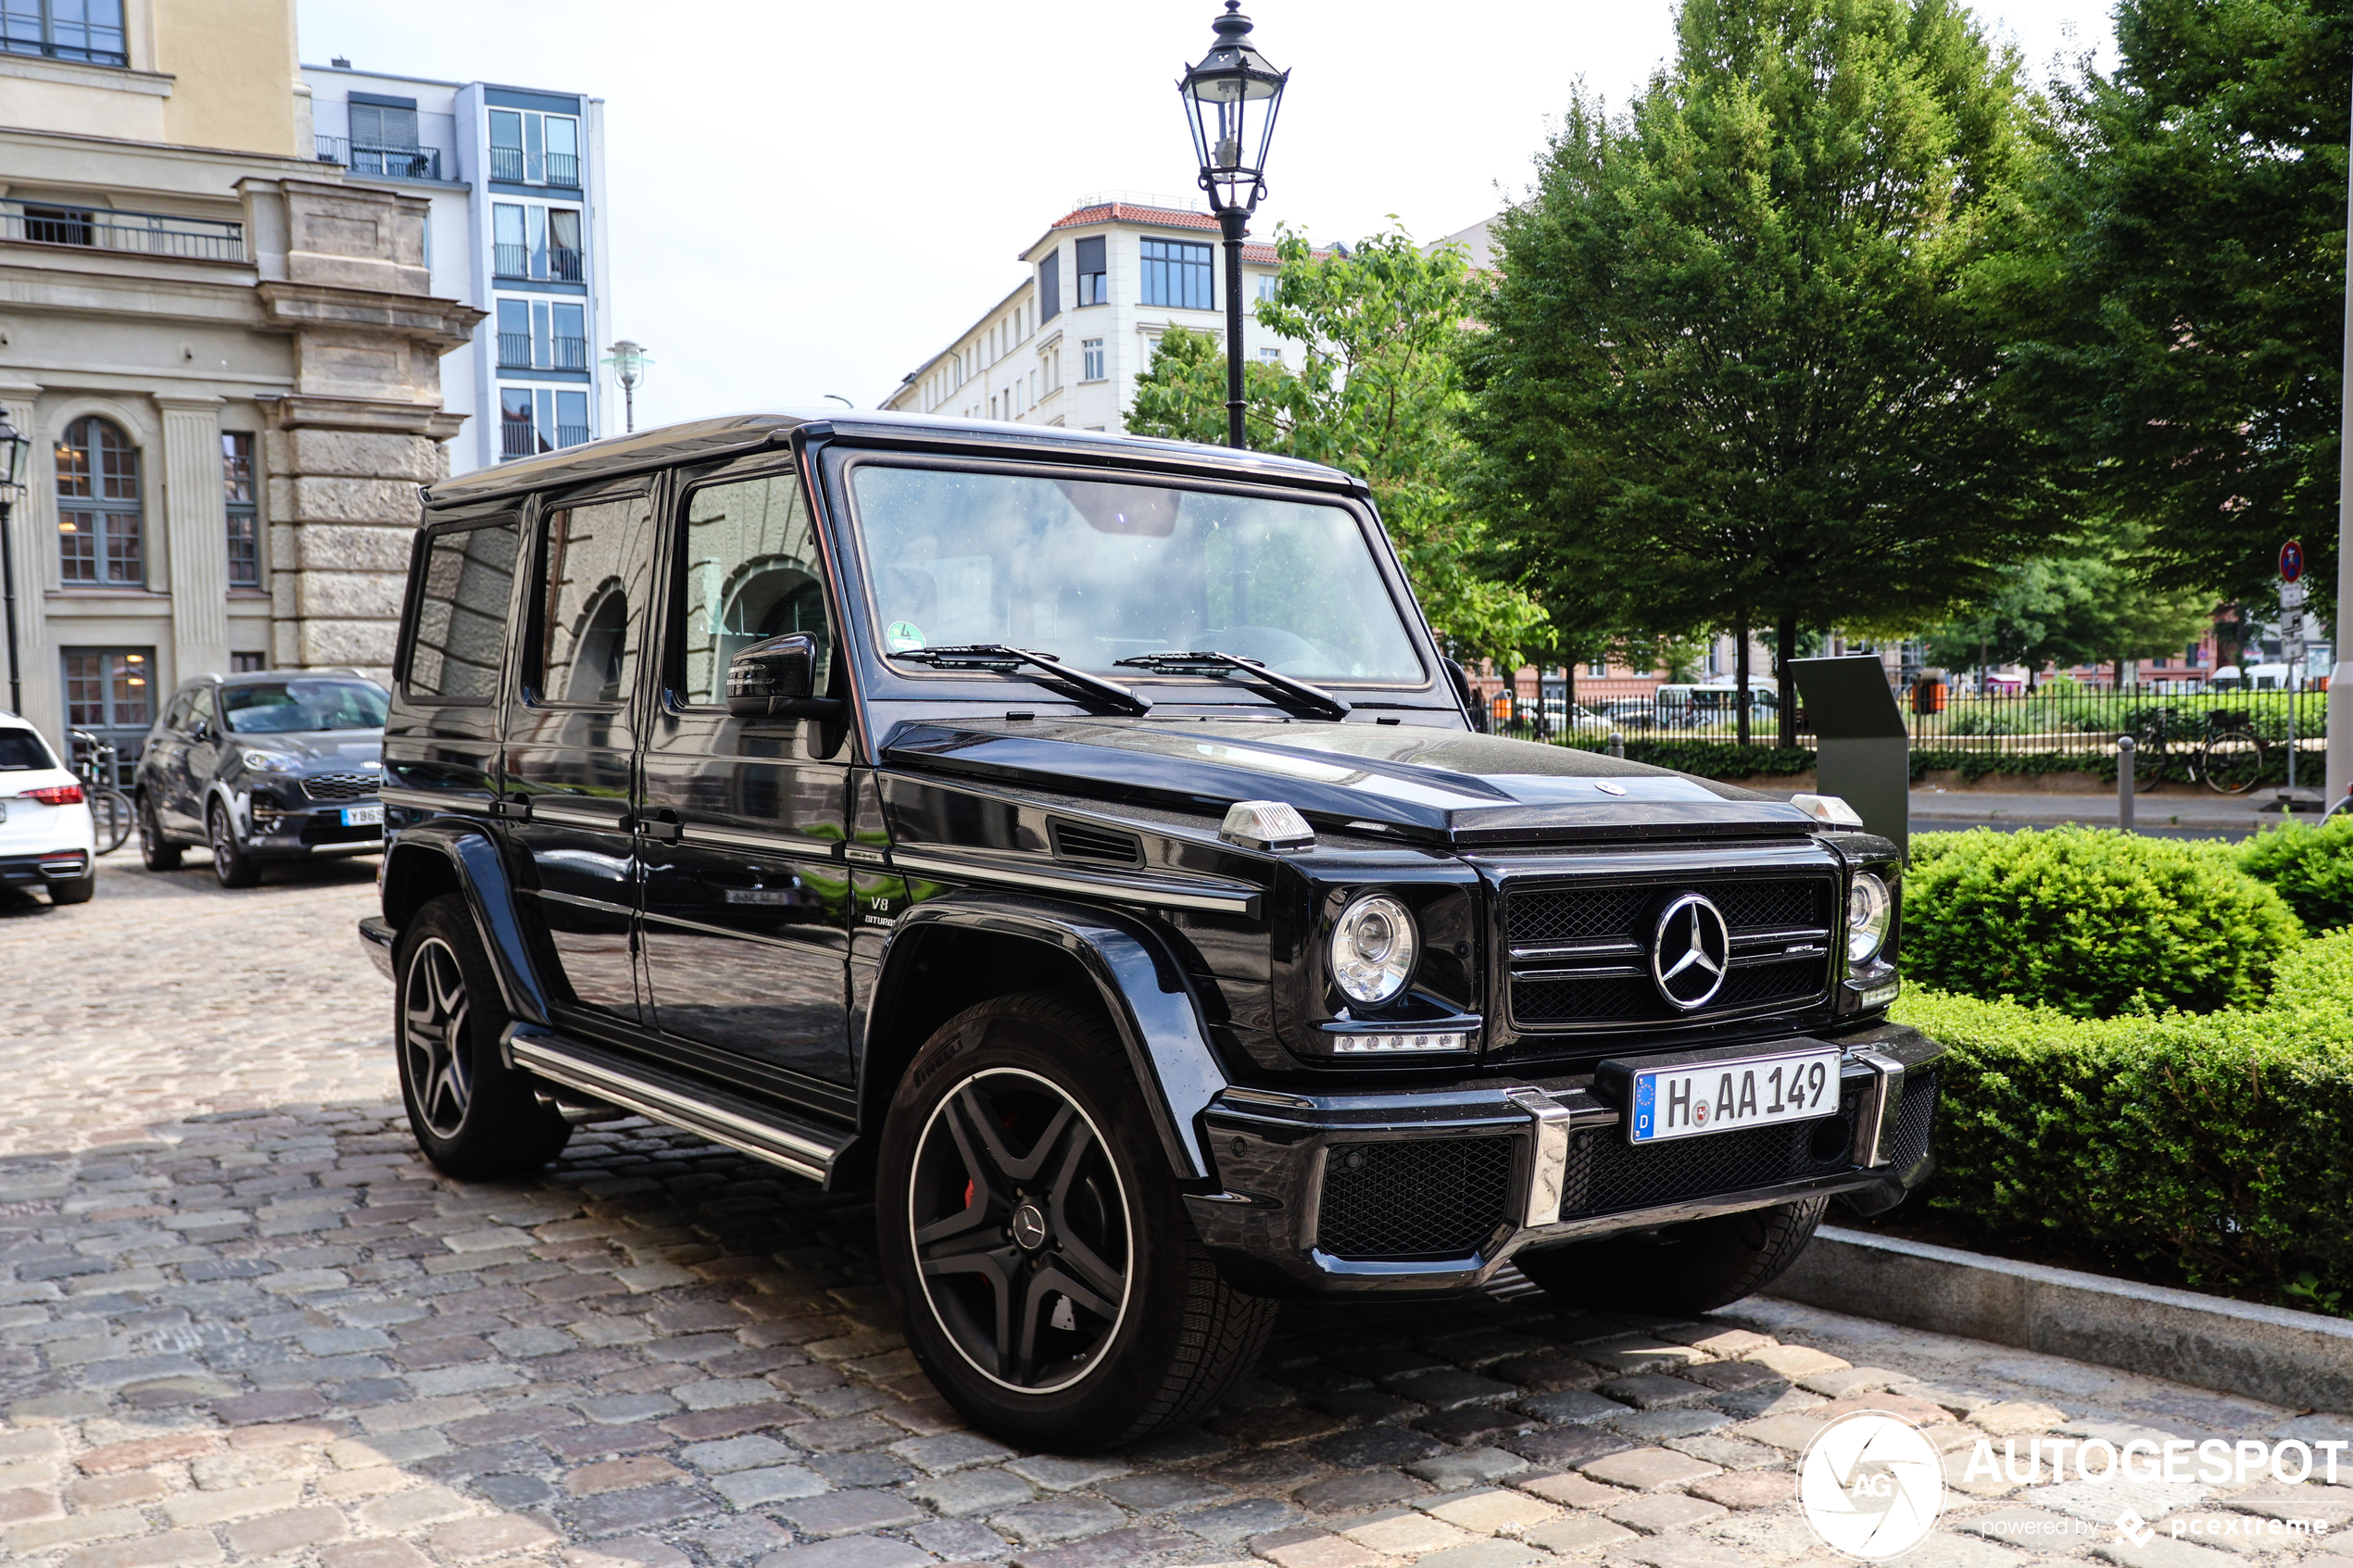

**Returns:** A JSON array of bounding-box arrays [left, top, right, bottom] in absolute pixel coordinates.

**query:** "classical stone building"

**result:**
[[0, 0, 482, 768]]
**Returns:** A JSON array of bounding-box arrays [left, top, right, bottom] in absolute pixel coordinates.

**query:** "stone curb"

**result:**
[[1767, 1225, 2353, 1411]]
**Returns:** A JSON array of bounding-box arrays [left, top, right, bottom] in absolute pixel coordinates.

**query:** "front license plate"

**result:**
[[1629, 1047, 1841, 1144], [343, 804, 384, 827]]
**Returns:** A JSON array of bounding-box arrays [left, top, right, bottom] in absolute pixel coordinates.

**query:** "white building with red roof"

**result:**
[[881, 193, 1293, 433]]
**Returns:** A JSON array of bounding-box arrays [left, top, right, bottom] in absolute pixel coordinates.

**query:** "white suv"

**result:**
[[0, 712, 96, 904]]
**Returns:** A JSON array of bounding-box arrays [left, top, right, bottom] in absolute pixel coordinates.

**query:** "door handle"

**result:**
[[635, 808, 683, 843]]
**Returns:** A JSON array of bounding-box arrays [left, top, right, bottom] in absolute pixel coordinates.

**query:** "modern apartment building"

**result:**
[[303, 61, 611, 474], [0, 0, 480, 767], [881, 194, 1295, 432]]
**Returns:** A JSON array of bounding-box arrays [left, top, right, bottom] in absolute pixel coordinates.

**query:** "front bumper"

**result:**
[[1185, 1022, 1943, 1296], [241, 794, 384, 860]]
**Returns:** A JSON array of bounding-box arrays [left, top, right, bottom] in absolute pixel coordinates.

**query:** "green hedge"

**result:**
[[1902, 828, 2301, 1018], [1894, 942, 2353, 1310], [2237, 819, 2353, 933], [1547, 733, 2316, 788]]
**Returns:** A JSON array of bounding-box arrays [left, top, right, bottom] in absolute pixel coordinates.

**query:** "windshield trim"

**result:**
[[833, 451, 1435, 697]]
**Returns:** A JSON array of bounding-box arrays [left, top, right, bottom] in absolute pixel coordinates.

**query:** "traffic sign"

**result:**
[[2284, 579, 2309, 609], [2281, 539, 2305, 582]]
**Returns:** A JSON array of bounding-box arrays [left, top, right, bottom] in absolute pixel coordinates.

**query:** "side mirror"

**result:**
[[1442, 658, 1485, 732], [726, 633, 843, 721]]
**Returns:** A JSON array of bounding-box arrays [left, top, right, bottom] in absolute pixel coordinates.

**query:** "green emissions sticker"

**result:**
[[886, 621, 926, 653]]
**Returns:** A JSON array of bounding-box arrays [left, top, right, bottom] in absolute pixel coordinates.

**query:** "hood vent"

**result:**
[[1049, 819, 1144, 869]]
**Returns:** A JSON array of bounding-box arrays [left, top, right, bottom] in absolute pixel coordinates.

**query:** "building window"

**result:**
[[499, 389, 536, 459], [555, 389, 588, 449], [496, 300, 531, 368], [1038, 252, 1061, 322], [1258, 346, 1281, 365], [348, 94, 421, 165], [1, 0, 126, 66], [63, 648, 152, 766], [549, 207, 583, 280], [489, 110, 524, 182], [493, 204, 525, 277], [1256, 273, 1278, 302], [1076, 235, 1108, 307], [1588, 660, 1607, 678], [57, 416, 142, 586], [489, 107, 581, 187], [232, 652, 267, 672], [1141, 238, 1213, 309], [222, 433, 259, 589], [552, 301, 585, 368], [1081, 339, 1105, 382], [545, 116, 581, 187]]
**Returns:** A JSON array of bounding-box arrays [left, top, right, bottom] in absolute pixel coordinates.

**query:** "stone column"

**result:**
[[0, 381, 54, 738], [157, 395, 231, 681], [242, 176, 482, 678]]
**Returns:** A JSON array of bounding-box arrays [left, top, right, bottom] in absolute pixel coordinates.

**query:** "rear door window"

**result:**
[[407, 521, 521, 703]]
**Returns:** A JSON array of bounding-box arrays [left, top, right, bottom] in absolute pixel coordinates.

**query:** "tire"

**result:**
[[46, 874, 95, 905], [1514, 1197, 1831, 1314], [208, 800, 260, 888], [2200, 729, 2265, 796], [875, 992, 1277, 1449], [395, 895, 573, 1179], [139, 793, 182, 872]]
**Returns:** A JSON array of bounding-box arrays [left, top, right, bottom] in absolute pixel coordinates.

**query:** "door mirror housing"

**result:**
[[726, 633, 844, 721]]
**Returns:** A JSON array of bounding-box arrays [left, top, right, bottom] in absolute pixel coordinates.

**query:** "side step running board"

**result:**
[[505, 1024, 851, 1184]]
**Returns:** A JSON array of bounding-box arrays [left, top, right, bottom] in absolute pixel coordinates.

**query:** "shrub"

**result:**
[[1902, 827, 2300, 1017], [2236, 818, 2353, 933], [1894, 939, 2353, 1309]]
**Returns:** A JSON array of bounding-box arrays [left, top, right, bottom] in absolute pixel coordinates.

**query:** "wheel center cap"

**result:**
[[1010, 1203, 1049, 1251]]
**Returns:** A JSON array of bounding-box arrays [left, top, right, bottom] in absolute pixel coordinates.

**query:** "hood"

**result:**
[[881, 718, 1815, 846], [229, 730, 384, 767]]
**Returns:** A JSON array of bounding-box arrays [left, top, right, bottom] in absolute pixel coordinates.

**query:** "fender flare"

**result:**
[[380, 823, 552, 1032], [865, 891, 1228, 1180]]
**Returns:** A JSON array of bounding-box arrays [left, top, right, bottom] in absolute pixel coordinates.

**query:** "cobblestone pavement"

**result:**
[[1, 861, 2347, 1568]]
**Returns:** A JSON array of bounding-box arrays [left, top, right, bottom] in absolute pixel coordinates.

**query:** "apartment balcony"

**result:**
[[552, 335, 586, 370], [547, 152, 581, 189], [314, 136, 443, 182], [501, 420, 536, 459], [494, 245, 583, 282], [497, 332, 532, 370], [488, 145, 583, 188], [490, 145, 523, 182], [497, 334, 589, 372], [550, 246, 583, 281], [556, 424, 588, 448], [2, 200, 244, 263], [495, 243, 527, 279]]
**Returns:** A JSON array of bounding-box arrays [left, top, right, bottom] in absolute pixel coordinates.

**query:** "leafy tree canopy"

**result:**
[[1126, 227, 1550, 669], [1924, 528, 2215, 677], [1994, 0, 2351, 615], [1464, 0, 2058, 743]]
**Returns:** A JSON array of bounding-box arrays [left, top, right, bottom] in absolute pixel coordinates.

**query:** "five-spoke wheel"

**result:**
[[401, 935, 475, 1139], [910, 1068, 1131, 1394]]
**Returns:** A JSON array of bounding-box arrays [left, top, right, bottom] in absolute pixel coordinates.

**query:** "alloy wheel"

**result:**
[[908, 1067, 1132, 1393], [401, 936, 474, 1138], [208, 809, 233, 874]]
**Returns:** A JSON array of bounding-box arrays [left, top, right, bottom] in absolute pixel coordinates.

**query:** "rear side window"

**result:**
[[532, 492, 654, 707], [409, 521, 520, 702], [0, 730, 56, 771]]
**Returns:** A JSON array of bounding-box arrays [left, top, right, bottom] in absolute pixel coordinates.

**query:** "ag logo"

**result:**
[[1798, 1411, 1946, 1559]]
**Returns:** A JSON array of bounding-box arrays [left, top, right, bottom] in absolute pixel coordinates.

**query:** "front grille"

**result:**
[[1567, 1085, 1861, 1219], [1317, 1135, 1516, 1261], [301, 771, 379, 802], [1507, 874, 1834, 1030]]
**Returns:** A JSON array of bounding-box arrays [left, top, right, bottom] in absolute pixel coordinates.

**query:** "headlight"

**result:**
[[1329, 894, 1417, 1007], [240, 749, 295, 772], [1846, 872, 1893, 965]]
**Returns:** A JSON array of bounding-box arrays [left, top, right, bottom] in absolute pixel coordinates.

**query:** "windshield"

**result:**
[[220, 680, 389, 734], [851, 467, 1426, 684]]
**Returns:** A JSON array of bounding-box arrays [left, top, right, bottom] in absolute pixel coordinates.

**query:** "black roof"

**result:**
[[421, 409, 1361, 510]]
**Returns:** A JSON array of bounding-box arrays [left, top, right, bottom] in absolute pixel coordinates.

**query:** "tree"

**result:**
[[1994, 0, 2351, 617], [1924, 534, 2214, 682], [1464, 0, 2057, 746], [1127, 228, 1550, 670]]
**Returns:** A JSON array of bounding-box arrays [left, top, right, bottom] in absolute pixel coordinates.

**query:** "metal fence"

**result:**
[[312, 137, 444, 181], [2, 199, 244, 263], [1509, 683, 2332, 759]]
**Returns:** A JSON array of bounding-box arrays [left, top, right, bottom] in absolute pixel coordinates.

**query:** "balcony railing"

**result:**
[[556, 423, 589, 448], [2, 199, 245, 263], [497, 332, 532, 370], [490, 144, 524, 182], [546, 152, 581, 188], [550, 246, 583, 281], [552, 335, 587, 370], [487, 145, 583, 188], [313, 136, 443, 181], [494, 245, 583, 282], [501, 421, 536, 458], [494, 243, 527, 279]]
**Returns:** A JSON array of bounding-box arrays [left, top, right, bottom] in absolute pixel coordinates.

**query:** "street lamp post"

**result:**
[[1178, 1, 1288, 451], [0, 412, 32, 717], [602, 339, 652, 433]]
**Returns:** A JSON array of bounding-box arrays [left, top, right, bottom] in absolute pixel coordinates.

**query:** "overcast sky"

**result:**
[[294, 0, 2118, 428]]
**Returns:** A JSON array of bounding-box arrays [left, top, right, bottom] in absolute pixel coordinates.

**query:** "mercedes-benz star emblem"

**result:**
[[1651, 893, 1730, 1010], [1010, 1203, 1050, 1251]]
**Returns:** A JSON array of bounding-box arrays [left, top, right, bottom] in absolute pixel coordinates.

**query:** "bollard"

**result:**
[[1608, 731, 1624, 759], [2117, 734, 2135, 834]]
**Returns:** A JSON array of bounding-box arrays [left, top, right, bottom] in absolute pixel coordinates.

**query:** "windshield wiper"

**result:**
[[899, 645, 1151, 717], [1115, 650, 1352, 721]]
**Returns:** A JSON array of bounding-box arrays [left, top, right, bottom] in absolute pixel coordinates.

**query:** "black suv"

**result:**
[[359, 412, 1940, 1449], [136, 671, 389, 886]]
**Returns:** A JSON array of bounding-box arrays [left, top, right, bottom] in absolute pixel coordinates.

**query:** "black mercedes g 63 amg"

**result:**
[[359, 411, 1938, 1449]]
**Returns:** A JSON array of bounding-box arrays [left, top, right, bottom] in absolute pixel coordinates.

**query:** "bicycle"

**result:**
[[2127, 707, 2267, 796], [69, 730, 136, 854]]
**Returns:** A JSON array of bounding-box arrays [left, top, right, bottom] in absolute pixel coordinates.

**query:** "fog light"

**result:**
[[1859, 978, 1900, 1010], [1329, 1031, 1470, 1055]]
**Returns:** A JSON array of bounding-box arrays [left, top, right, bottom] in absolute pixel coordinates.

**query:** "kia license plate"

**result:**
[[1628, 1047, 1841, 1143], [343, 804, 384, 828]]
